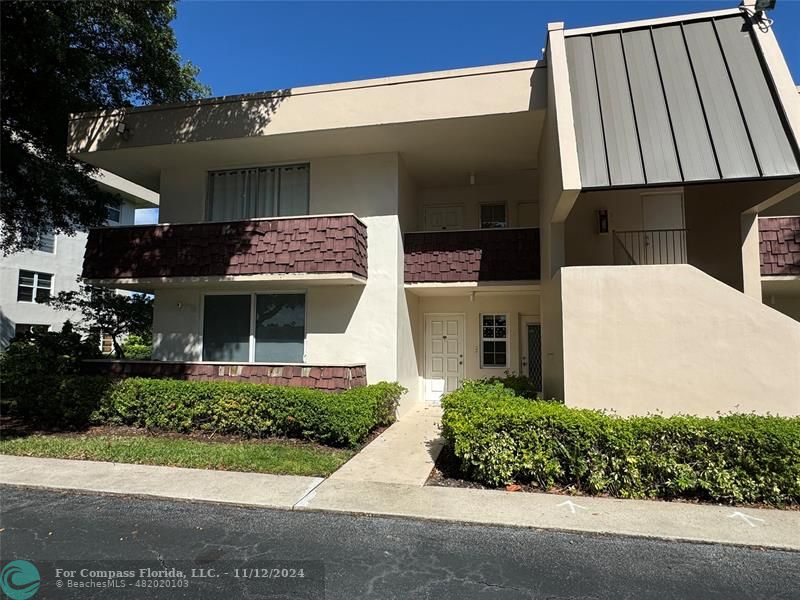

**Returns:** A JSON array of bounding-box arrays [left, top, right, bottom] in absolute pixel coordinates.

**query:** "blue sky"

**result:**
[[136, 0, 799, 223], [172, 0, 799, 96]]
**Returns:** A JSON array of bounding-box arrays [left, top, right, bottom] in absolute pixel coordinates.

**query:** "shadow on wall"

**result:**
[[0, 310, 15, 351], [306, 286, 364, 335], [153, 333, 201, 362], [529, 66, 548, 111], [74, 89, 292, 153]]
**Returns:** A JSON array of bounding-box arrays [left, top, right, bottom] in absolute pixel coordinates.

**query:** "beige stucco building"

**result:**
[[68, 6, 800, 417]]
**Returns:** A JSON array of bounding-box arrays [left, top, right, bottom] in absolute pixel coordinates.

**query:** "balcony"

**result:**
[[82, 214, 367, 289], [404, 228, 540, 284]]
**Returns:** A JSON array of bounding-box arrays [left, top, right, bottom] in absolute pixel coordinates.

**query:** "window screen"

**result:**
[[202, 295, 251, 361], [207, 164, 309, 221], [481, 314, 508, 367], [255, 294, 305, 362]]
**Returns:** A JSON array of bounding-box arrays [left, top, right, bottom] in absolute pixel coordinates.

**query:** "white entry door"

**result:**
[[424, 314, 464, 403], [424, 205, 463, 230], [641, 192, 686, 264]]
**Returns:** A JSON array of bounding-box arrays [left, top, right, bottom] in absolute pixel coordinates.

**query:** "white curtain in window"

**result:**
[[278, 165, 309, 216], [208, 165, 308, 221]]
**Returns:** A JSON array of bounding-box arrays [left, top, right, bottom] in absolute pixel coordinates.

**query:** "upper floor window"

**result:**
[[36, 232, 55, 253], [480, 203, 507, 229], [207, 164, 309, 222], [17, 270, 52, 303], [105, 202, 121, 223]]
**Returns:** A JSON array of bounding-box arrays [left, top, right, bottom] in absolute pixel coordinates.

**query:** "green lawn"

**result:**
[[0, 434, 354, 477]]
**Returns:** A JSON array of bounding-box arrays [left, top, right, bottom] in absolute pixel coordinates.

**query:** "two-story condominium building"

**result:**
[[69, 6, 800, 417], [0, 170, 158, 350]]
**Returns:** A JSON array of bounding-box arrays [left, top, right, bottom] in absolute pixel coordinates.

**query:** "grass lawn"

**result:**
[[0, 433, 354, 477]]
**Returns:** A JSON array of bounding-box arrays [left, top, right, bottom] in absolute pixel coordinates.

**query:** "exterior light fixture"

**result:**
[[598, 208, 609, 235], [469, 171, 476, 186], [116, 122, 130, 140], [754, 0, 776, 11]]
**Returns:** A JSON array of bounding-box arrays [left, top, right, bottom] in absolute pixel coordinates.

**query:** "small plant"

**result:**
[[120, 334, 152, 360], [479, 371, 546, 400]]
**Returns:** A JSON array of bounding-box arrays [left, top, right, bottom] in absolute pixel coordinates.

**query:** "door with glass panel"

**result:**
[[207, 164, 309, 221], [519, 318, 542, 395]]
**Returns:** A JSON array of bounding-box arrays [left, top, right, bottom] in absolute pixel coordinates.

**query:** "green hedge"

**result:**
[[94, 378, 404, 448], [441, 382, 800, 506]]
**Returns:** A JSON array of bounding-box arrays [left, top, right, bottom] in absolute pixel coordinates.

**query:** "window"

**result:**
[[254, 294, 305, 362], [207, 164, 309, 222], [105, 202, 121, 223], [481, 314, 507, 368], [17, 270, 52, 303], [202, 293, 306, 363], [36, 232, 55, 253], [101, 333, 114, 354], [14, 324, 49, 338], [480, 203, 507, 229]]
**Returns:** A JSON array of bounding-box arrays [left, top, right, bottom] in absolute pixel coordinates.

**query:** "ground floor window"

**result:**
[[202, 293, 305, 363], [14, 324, 49, 338], [481, 314, 507, 367]]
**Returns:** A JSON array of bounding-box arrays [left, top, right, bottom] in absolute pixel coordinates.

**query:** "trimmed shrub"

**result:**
[[479, 371, 559, 401], [441, 382, 800, 506], [94, 378, 405, 448], [120, 335, 152, 360], [0, 322, 108, 427]]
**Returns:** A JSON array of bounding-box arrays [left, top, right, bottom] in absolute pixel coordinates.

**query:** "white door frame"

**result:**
[[423, 312, 466, 404]]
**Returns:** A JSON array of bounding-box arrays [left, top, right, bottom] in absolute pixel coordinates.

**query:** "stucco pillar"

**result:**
[[740, 212, 762, 301]]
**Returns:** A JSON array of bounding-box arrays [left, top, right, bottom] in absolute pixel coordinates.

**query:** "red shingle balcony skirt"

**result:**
[[82, 214, 368, 281], [82, 360, 367, 391], [404, 228, 540, 283]]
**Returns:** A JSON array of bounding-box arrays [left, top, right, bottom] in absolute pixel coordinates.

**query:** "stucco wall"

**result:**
[[151, 153, 411, 404], [415, 292, 540, 381], [416, 172, 538, 231], [561, 265, 800, 417]]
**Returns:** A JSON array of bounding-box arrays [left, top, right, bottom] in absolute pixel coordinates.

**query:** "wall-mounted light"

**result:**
[[469, 171, 476, 186], [597, 208, 609, 235], [176, 301, 183, 310], [116, 121, 130, 140]]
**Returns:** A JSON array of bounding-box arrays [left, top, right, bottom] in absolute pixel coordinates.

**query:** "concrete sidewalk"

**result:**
[[2, 404, 799, 552], [328, 405, 443, 486]]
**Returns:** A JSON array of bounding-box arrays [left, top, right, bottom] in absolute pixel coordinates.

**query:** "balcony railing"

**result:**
[[613, 229, 688, 266], [82, 214, 367, 283], [404, 227, 540, 283]]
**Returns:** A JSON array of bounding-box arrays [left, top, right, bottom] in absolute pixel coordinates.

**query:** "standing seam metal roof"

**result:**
[[564, 13, 800, 189]]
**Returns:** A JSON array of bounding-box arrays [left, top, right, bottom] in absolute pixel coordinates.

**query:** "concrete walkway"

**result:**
[[328, 405, 443, 486], [2, 406, 799, 551]]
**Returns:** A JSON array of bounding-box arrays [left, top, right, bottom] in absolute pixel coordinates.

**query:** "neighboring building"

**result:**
[[69, 6, 800, 417], [0, 170, 158, 349]]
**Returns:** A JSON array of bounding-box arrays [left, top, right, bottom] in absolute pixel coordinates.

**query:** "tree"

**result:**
[[48, 284, 153, 358], [1, 1, 209, 253]]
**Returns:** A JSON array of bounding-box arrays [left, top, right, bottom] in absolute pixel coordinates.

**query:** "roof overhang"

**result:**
[[560, 9, 800, 190], [88, 272, 367, 293], [69, 62, 546, 190], [404, 281, 540, 296]]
